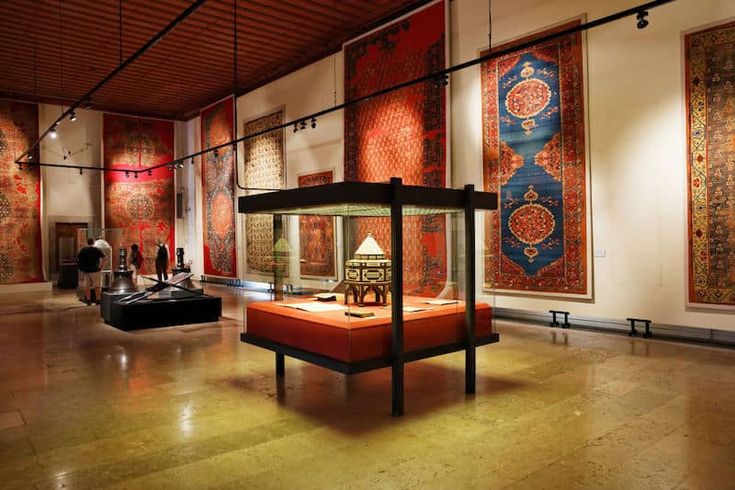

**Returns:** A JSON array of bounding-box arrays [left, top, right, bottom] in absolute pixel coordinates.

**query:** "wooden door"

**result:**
[[54, 222, 87, 273]]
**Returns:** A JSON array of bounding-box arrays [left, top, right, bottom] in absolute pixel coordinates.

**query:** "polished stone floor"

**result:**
[[0, 285, 733, 489]]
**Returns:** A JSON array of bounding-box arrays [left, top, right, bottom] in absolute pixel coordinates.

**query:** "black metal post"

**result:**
[[464, 185, 477, 394], [390, 177, 404, 416], [273, 214, 284, 301], [276, 353, 285, 377]]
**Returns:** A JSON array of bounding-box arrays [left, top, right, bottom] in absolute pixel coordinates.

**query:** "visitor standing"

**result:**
[[129, 243, 143, 285], [76, 238, 105, 305], [155, 241, 169, 282]]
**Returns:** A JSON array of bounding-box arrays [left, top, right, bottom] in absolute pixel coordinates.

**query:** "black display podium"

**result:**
[[101, 292, 222, 331]]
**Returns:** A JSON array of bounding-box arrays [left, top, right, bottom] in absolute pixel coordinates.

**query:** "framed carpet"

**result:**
[[0, 101, 43, 284], [103, 114, 175, 275], [201, 97, 237, 278], [242, 110, 286, 276], [343, 0, 447, 296], [481, 21, 589, 297], [298, 170, 336, 279], [686, 20, 735, 308]]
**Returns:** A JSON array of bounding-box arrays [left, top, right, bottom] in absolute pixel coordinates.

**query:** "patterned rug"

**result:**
[[298, 170, 335, 279], [201, 98, 237, 278], [481, 22, 588, 296], [242, 111, 286, 276], [0, 101, 42, 284], [104, 114, 175, 274], [344, 0, 447, 296], [686, 21, 735, 307]]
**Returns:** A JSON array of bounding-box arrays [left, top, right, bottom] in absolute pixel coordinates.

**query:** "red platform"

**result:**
[[245, 297, 493, 363]]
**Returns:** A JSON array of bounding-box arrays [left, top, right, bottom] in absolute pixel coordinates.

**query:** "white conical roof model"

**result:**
[[274, 237, 291, 253], [354, 233, 385, 258]]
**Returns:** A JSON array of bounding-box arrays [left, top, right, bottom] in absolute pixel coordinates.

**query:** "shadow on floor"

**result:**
[[224, 359, 528, 435]]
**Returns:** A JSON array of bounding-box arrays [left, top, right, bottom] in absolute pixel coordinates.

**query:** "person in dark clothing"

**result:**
[[77, 238, 105, 305], [155, 241, 169, 282], [129, 243, 143, 286]]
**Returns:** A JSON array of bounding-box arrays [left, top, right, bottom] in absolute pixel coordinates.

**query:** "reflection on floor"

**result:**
[[0, 285, 733, 488]]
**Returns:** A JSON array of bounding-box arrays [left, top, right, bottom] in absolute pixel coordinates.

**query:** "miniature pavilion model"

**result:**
[[239, 178, 500, 416], [344, 233, 391, 306]]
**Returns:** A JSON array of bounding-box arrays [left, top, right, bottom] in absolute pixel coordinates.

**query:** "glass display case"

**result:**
[[239, 178, 498, 416], [76, 228, 124, 290]]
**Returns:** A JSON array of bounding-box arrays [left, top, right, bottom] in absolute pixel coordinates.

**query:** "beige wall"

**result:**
[[183, 116, 203, 278], [39, 104, 102, 276], [235, 54, 345, 284], [35, 0, 735, 330], [213, 0, 735, 330], [39, 105, 185, 278], [451, 0, 735, 330]]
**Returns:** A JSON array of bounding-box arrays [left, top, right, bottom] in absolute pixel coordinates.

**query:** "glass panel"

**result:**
[[401, 210, 460, 355], [477, 209, 496, 338], [456, 211, 504, 339]]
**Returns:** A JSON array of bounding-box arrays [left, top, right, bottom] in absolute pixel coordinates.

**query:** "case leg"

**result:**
[[391, 362, 404, 416], [465, 347, 476, 394], [275, 353, 285, 377]]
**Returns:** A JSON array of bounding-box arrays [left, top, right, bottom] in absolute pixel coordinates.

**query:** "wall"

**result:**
[[39, 105, 185, 279], [25, 0, 735, 331], [234, 54, 345, 286], [210, 0, 735, 331], [182, 116, 203, 278], [39, 104, 102, 276], [451, 0, 735, 331]]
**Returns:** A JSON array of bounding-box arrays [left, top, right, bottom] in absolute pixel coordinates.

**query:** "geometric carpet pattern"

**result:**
[[482, 22, 588, 296]]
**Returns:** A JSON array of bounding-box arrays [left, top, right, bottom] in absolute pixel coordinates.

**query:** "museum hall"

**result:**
[[0, 0, 733, 487]]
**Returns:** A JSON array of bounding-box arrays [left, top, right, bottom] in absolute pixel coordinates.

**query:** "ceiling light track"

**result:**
[[140, 0, 675, 175], [17, 0, 673, 178], [18, 161, 130, 174], [14, 0, 208, 165], [16, 159, 277, 190]]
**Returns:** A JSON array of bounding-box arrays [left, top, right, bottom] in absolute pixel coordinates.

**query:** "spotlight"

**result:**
[[167, 164, 174, 171], [213, 149, 219, 158], [27, 154, 33, 160], [134, 172, 138, 179], [293, 122, 298, 133], [49, 127, 57, 139], [79, 168, 84, 175], [311, 117, 316, 129], [190, 157, 195, 165], [636, 10, 649, 29], [299, 120, 307, 131], [433, 74, 449, 87], [69, 111, 77, 122], [148, 169, 152, 176], [125, 171, 130, 178], [83, 100, 92, 109], [17, 163, 23, 171]]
